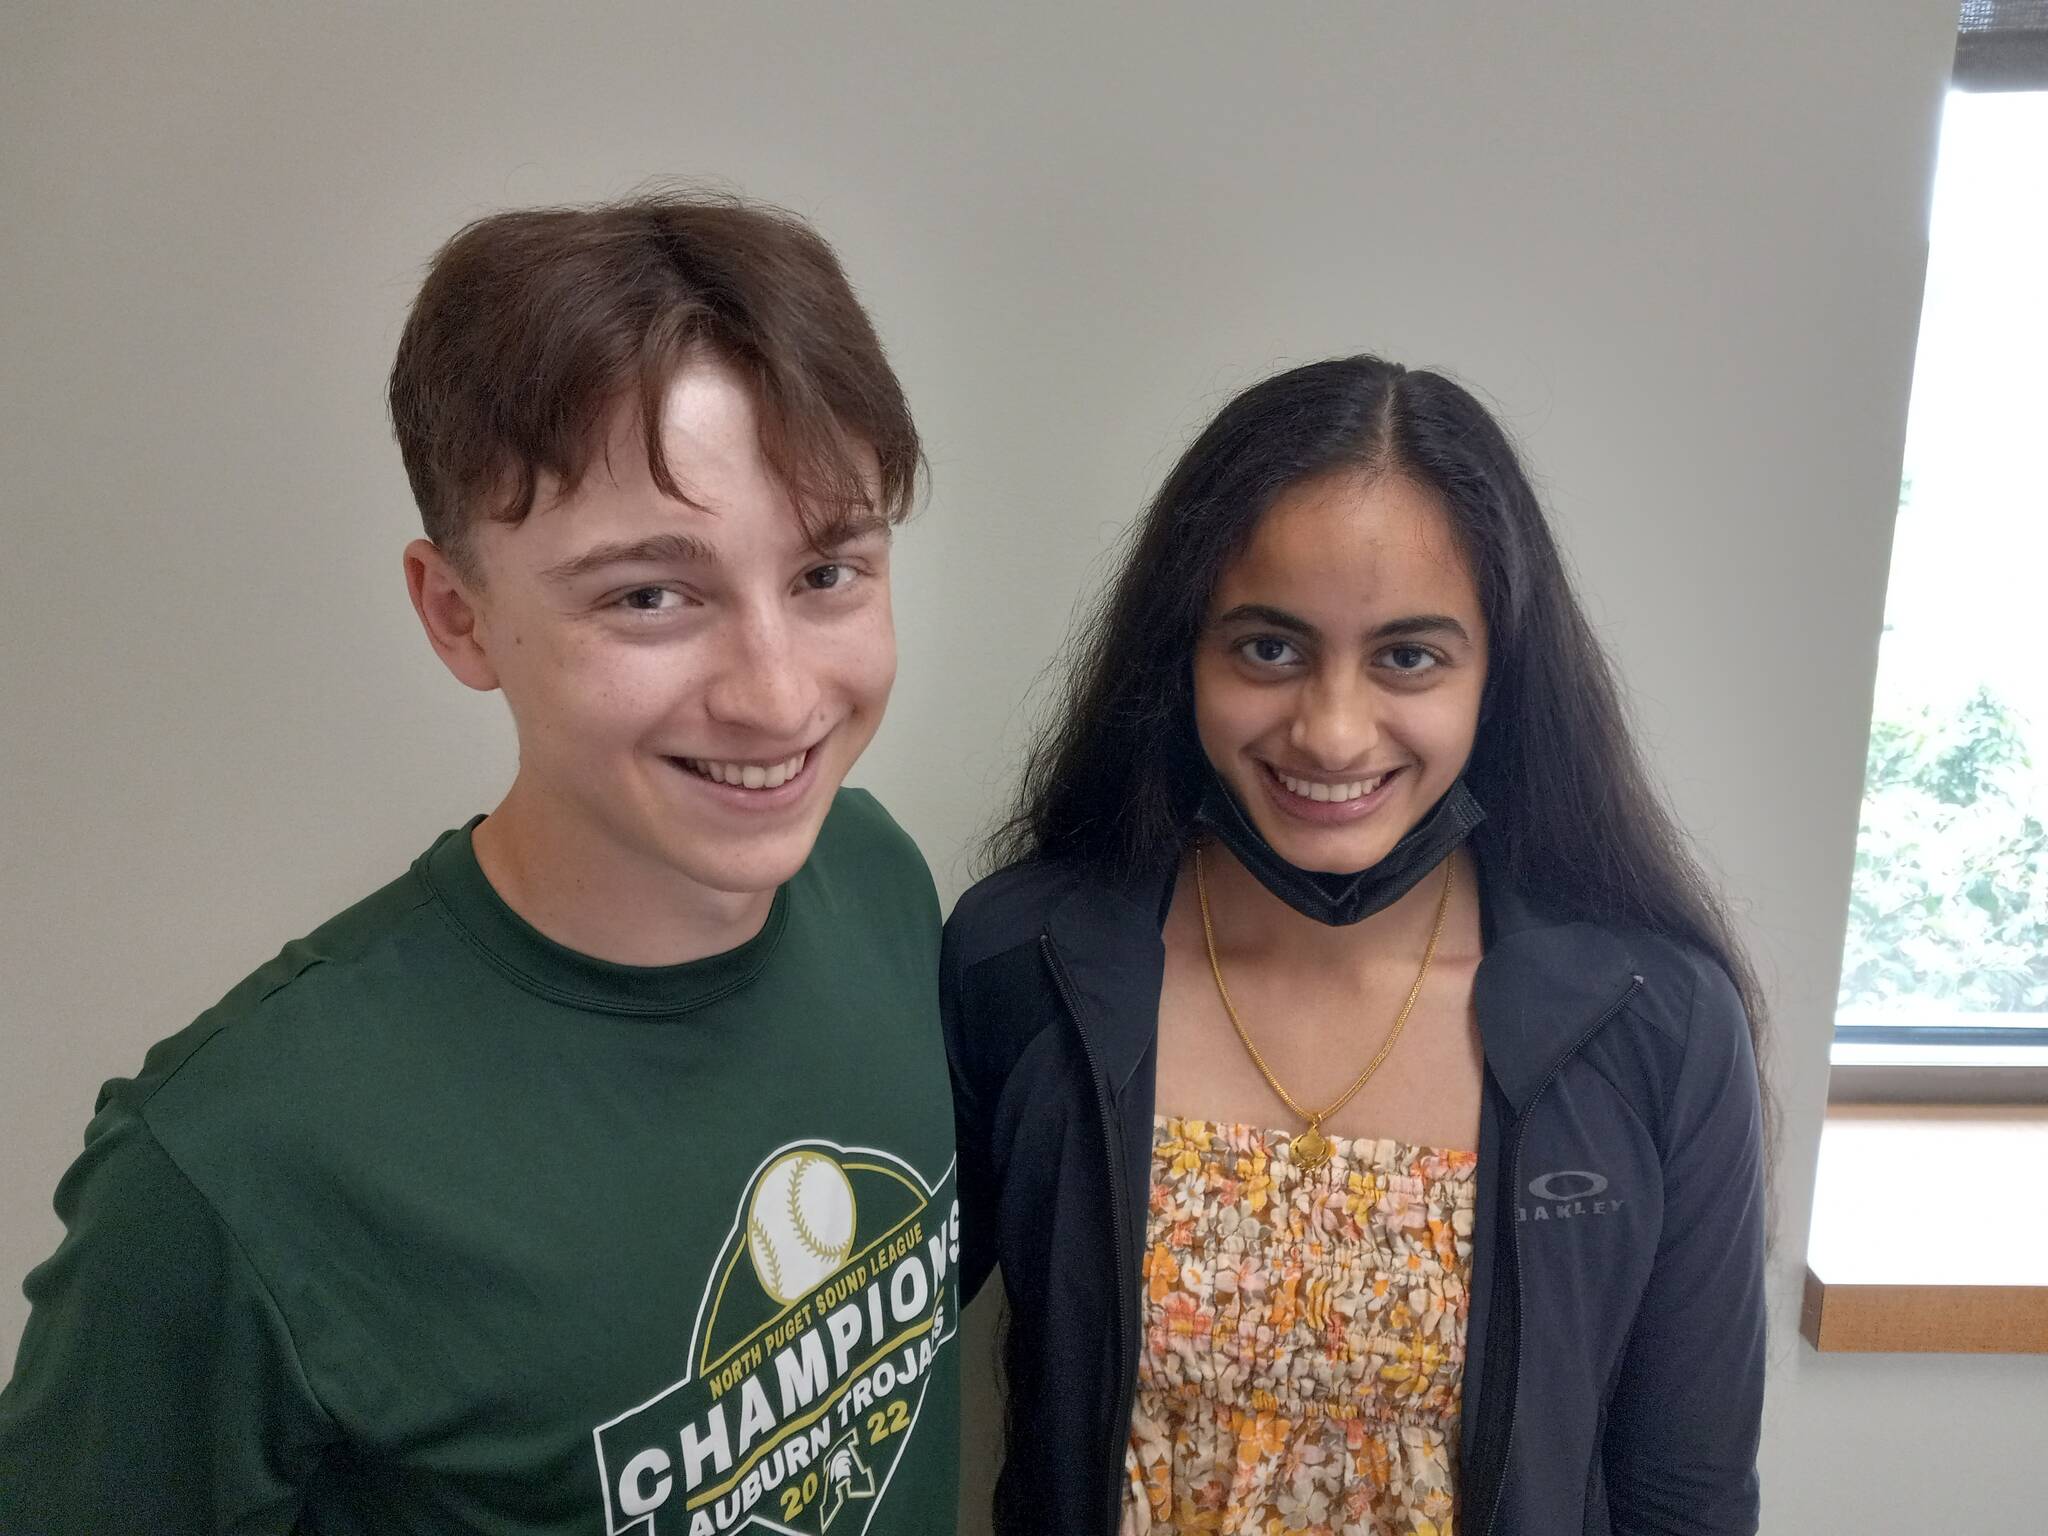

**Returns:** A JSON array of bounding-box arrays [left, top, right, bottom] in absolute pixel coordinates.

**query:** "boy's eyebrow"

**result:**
[[807, 511, 894, 553], [540, 532, 717, 584], [1212, 603, 1472, 645]]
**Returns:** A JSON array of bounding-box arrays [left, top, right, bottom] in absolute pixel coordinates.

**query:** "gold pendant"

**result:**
[[1292, 1123, 1331, 1170]]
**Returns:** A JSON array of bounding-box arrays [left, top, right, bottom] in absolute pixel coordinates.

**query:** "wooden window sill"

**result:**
[[1801, 1104, 2048, 1353]]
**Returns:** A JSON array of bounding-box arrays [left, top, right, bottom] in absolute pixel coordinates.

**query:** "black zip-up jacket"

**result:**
[[942, 844, 1766, 1535]]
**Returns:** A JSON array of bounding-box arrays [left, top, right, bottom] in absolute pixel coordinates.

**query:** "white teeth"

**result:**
[[684, 750, 808, 790], [1278, 769, 1390, 803]]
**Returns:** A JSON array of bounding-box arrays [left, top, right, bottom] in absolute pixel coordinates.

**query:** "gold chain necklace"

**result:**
[[1194, 844, 1454, 1171]]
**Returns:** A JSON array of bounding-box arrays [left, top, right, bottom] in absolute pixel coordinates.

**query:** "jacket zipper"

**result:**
[[1476, 972, 1643, 1536], [1040, 934, 1139, 1536]]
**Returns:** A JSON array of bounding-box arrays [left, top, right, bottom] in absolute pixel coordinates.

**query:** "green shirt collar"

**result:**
[[416, 817, 789, 1016]]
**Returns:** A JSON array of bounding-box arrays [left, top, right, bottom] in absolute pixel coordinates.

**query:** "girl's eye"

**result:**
[[618, 586, 683, 613], [1238, 636, 1302, 667], [1380, 644, 1441, 674]]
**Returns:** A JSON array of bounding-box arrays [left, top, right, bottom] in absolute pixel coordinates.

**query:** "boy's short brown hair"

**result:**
[[389, 189, 920, 571]]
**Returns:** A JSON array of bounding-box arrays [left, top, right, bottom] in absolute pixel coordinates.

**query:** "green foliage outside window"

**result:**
[[1840, 685, 2048, 1012]]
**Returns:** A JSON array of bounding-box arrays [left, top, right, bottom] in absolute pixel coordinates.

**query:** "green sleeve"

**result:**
[[0, 1100, 336, 1533]]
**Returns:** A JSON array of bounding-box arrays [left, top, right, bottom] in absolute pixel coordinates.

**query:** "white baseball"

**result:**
[[748, 1151, 857, 1305]]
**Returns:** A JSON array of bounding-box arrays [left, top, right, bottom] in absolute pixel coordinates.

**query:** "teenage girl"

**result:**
[[944, 356, 1769, 1536]]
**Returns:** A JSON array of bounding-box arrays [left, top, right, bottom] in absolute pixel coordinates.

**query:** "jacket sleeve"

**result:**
[[0, 1102, 335, 1533], [1602, 955, 1767, 1535], [940, 917, 1002, 1309]]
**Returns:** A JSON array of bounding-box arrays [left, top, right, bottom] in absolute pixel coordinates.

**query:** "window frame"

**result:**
[[1827, 70, 2048, 1105], [1828, 1029, 2048, 1104]]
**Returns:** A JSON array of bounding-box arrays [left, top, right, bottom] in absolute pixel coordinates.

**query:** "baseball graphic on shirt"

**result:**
[[748, 1150, 857, 1305]]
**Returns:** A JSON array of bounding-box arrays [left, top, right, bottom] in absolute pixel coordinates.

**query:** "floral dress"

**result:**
[[1121, 1117, 1478, 1536]]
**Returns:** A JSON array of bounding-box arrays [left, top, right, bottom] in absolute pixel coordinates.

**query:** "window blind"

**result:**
[[1956, 0, 2048, 90]]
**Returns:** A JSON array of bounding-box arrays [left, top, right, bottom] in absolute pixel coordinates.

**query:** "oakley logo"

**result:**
[[1518, 1168, 1623, 1224], [1527, 1170, 1608, 1202]]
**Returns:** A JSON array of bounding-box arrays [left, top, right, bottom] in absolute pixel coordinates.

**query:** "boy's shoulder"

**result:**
[[806, 788, 936, 900], [813, 785, 917, 856], [107, 841, 458, 1132]]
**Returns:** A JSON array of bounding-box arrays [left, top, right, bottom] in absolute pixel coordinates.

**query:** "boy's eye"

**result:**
[[1237, 636, 1302, 667], [804, 563, 853, 591], [618, 587, 682, 613]]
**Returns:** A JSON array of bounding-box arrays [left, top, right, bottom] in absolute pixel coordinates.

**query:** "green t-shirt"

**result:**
[[0, 791, 960, 1536]]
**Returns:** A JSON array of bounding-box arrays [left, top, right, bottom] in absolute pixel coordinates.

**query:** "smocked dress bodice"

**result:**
[[1121, 1116, 1478, 1536]]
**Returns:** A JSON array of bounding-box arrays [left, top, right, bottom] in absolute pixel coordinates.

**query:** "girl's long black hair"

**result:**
[[986, 355, 1772, 1116]]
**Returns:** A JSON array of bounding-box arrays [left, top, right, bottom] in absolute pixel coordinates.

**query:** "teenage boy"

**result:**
[[0, 193, 960, 1535]]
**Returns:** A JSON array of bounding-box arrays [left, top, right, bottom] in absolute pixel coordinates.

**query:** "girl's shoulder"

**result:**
[[945, 854, 1168, 970], [944, 857, 1081, 965]]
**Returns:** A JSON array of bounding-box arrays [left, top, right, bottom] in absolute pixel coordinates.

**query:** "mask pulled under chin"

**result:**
[[1191, 771, 1486, 926]]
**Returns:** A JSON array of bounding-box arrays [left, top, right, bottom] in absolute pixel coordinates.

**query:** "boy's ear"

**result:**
[[404, 538, 501, 693]]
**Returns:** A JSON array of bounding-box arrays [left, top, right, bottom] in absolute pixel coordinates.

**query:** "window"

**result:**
[[1830, 83, 2048, 1100]]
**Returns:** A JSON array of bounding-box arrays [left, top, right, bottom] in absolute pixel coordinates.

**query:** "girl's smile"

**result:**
[[1194, 468, 1488, 874]]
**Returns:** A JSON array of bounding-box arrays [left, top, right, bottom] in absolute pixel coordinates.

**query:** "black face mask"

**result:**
[[1192, 770, 1485, 926]]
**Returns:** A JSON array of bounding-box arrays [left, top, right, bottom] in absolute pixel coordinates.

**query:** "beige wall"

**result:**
[[5, 1, 2038, 1528]]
